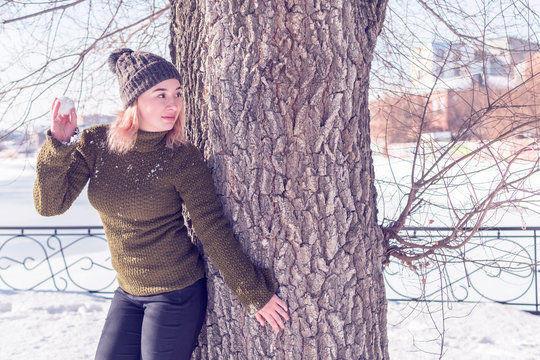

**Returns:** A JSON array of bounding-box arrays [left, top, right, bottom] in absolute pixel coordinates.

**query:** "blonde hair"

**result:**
[[107, 100, 186, 154]]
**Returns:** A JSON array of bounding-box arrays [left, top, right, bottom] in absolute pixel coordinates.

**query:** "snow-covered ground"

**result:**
[[0, 290, 539, 359], [1, 153, 539, 359]]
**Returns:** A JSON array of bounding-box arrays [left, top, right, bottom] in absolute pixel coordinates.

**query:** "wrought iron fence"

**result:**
[[384, 226, 540, 313], [0, 226, 116, 294], [1, 226, 539, 312]]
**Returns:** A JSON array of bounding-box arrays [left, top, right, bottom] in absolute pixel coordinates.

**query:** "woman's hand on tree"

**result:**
[[51, 98, 78, 143], [254, 294, 289, 333]]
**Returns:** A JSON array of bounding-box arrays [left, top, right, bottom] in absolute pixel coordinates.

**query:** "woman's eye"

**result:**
[[176, 92, 182, 98]]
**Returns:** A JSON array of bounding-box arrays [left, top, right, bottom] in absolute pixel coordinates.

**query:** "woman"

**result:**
[[33, 48, 289, 360]]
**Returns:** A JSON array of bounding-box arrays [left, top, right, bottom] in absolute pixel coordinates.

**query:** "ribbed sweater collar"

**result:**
[[132, 130, 168, 152]]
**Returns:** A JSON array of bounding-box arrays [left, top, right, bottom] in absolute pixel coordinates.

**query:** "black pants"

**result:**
[[95, 278, 207, 360]]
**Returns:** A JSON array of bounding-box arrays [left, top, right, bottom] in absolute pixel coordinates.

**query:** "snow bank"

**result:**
[[1, 290, 539, 359], [0, 290, 108, 360], [388, 301, 540, 359]]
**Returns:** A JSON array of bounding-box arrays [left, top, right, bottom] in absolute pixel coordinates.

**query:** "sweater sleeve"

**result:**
[[174, 144, 277, 315], [33, 130, 92, 216]]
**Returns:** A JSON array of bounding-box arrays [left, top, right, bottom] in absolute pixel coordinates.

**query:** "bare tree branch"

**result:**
[[2, 0, 86, 25]]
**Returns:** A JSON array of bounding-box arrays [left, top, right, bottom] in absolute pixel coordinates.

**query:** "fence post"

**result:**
[[535, 229, 538, 313]]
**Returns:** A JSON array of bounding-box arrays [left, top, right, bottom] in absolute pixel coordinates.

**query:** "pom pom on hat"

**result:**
[[108, 48, 133, 75], [108, 48, 181, 108]]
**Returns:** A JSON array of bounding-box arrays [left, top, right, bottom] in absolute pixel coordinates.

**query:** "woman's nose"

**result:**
[[166, 97, 178, 109]]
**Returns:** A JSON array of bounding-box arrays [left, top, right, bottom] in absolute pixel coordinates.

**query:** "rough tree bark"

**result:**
[[170, 1, 389, 359]]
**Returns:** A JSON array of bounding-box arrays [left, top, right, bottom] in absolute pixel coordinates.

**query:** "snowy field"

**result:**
[[1, 290, 539, 359], [1, 154, 540, 359]]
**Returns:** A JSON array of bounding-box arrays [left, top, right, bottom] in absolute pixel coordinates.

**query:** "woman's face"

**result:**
[[137, 79, 183, 132]]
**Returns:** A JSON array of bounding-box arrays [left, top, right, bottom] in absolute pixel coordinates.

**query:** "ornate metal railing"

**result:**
[[384, 226, 540, 313], [0, 226, 116, 294], [1, 226, 539, 312]]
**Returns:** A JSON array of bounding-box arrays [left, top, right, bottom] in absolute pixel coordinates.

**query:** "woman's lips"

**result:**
[[162, 115, 176, 121]]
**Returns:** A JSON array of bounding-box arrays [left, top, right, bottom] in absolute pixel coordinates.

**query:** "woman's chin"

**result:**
[[162, 117, 177, 128]]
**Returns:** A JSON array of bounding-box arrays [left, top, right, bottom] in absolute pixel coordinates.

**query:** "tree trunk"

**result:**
[[170, 1, 389, 359]]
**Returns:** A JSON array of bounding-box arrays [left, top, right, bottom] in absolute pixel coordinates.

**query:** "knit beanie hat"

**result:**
[[108, 48, 182, 108]]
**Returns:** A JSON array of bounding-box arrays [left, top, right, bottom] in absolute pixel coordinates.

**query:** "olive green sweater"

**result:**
[[33, 124, 276, 314]]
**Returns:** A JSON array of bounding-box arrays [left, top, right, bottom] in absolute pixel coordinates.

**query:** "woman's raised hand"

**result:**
[[254, 294, 289, 333], [51, 98, 78, 143]]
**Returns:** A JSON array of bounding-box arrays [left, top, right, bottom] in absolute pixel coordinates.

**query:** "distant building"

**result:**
[[0, 128, 44, 156], [22, 114, 117, 151], [29, 131, 47, 152], [79, 114, 116, 129], [371, 37, 540, 152], [410, 37, 537, 93], [370, 88, 500, 147]]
